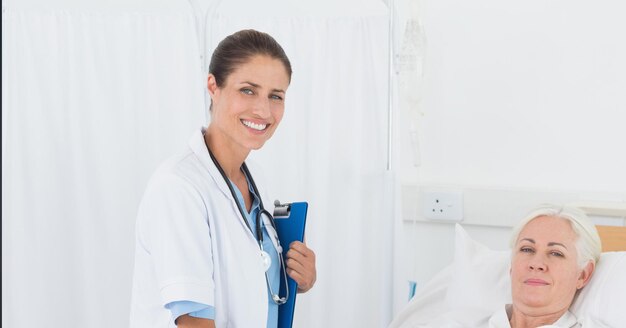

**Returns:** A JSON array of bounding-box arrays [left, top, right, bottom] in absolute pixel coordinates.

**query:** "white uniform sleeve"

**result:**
[[136, 172, 215, 307]]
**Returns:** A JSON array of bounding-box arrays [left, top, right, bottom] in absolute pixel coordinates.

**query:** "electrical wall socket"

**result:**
[[421, 191, 463, 221]]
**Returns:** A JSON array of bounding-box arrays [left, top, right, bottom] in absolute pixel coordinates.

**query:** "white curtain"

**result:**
[[2, 4, 206, 327], [2, 1, 394, 327]]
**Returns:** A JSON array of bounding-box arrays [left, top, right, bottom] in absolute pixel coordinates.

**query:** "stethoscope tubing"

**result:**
[[206, 146, 288, 305]]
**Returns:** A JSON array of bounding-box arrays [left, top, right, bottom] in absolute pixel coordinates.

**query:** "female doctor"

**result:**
[[130, 29, 316, 328]]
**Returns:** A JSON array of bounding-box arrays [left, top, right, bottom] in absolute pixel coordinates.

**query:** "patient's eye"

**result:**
[[520, 246, 534, 253], [549, 251, 564, 257]]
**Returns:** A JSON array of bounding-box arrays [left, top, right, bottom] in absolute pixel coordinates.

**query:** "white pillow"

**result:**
[[570, 251, 626, 327], [444, 224, 511, 325], [444, 224, 626, 326]]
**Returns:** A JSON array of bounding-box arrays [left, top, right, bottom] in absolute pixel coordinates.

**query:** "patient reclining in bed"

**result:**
[[389, 204, 626, 328], [489, 205, 598, 328]]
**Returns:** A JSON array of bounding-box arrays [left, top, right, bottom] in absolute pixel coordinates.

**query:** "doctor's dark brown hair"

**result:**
[[209, 29, 292, 88]]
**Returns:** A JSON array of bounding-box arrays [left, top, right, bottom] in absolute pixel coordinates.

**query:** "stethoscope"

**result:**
[[207, 148, 289, 305]]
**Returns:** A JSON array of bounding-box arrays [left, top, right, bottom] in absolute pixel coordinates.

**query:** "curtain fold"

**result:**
[[2, 7, 206, 327]]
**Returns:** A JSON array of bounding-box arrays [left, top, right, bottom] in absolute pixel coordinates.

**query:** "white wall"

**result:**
[[392, 0, 626, 317]]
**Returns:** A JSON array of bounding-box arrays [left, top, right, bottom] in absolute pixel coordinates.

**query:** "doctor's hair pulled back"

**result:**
[[209, 29, 292, 87]]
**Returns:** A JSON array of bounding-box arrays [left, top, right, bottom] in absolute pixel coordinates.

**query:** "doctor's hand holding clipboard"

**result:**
[[274, 201, 316, 293], [274, 201, 315, 328], [285, 238, 317, 293], [129, 29, 316, 328]]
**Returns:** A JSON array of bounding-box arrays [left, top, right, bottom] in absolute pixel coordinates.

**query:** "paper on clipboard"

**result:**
[[273, 201, 308, 328]]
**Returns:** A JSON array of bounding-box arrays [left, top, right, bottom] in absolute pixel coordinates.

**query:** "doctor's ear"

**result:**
[[207, 74, 218, 97]]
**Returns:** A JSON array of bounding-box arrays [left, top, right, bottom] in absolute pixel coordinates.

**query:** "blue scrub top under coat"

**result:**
[[231, 173, 280, 328]]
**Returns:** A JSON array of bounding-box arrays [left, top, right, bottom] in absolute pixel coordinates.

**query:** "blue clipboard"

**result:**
[[273, 201, 308, 328]]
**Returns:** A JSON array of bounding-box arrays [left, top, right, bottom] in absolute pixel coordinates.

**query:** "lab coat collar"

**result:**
[[188, 127, 234, 199], [188, 127, 283, 254], [188, 127, 265, 246]]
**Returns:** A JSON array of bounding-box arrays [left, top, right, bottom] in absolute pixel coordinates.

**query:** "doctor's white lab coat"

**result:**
[[130, 128, 276, 328]]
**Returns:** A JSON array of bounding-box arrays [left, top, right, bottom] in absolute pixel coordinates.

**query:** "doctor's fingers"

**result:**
[[285, 256, 307, 274], [287, 267, 315, 293], [286, 261, 316, 293], [285, 250, 315, 274], [286, 245, 316, 292], [287, 241, 315, 258], [286, 246, 316, 269]]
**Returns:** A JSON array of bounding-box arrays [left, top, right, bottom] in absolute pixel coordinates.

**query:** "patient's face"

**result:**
[[510, 216, 587, 316]]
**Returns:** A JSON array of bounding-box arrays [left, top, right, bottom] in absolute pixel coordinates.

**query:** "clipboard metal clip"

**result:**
[[273, 200, 291, 218]]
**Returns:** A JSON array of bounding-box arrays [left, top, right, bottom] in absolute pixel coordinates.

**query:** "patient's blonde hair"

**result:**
[[509, 204, 602, 269]]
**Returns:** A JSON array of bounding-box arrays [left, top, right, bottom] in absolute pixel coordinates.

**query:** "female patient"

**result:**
[[489, 205, 602, 328]]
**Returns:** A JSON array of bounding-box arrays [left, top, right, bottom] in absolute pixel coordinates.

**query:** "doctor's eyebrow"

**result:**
[[241, 81, 285, 94]]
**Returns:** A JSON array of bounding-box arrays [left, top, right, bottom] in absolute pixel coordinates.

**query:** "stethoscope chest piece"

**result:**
[[260, 250, 272, 272]]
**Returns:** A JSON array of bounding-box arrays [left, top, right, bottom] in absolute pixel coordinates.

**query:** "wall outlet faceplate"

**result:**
[[421, 191, 463, 222]]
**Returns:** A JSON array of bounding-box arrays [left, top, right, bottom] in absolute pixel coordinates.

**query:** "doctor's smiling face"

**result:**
[[207, 54, 290, 153], [510, 215, 593, 318]]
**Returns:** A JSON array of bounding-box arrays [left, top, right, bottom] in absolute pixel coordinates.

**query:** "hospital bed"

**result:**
[[389, 211, 626, 327]]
